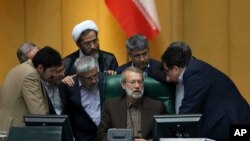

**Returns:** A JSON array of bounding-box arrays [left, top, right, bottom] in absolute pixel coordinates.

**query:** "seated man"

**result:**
[[97, 66, 166, 141], [116, 34, 166, 82]]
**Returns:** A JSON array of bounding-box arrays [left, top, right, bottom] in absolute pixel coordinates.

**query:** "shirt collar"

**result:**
[[178, 67, 186, 83]]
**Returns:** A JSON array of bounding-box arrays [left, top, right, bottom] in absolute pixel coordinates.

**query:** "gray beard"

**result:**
[[91, 51, 99, 60]]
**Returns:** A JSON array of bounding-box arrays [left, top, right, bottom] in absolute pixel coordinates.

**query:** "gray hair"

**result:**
[[17, 42, 36, 63], [126, 34, 149, 52], [120, 66, 144, 83], [74, 56, 97, 73]]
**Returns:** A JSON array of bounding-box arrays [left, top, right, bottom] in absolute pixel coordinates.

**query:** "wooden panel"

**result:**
[[183, 0, 229, 74], [25, 0, 62, 51], [61, 0, 99, 57], [230, 0, 250, 102], [0, 0, 25, 84]]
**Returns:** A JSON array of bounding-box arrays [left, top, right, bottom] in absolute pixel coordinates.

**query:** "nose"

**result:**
[[90, 42, 96, 49], [166, 76, 171, 82], [90, 77, 99, 83]]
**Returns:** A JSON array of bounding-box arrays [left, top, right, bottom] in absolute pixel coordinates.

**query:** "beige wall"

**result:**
[[0, 0, 249, 103]]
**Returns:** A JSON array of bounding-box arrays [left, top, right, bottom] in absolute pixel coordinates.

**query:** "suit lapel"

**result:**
[[70, 79, 83, 108], [141, 97, 151, 137], [98, 52, 104, 71], [118, 96, 127, 128]]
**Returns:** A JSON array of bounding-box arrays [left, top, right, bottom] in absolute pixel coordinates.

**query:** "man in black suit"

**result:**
[[63, 20, 118, 76], [116, 34, 166, 82], [161, 41, 250, 141], [62, 56, 106, 141]]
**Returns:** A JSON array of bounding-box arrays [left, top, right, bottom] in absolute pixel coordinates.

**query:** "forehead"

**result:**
[[45, 65, 61, 72], [77, 67, 97, 77], [125, 71, 142, 80], [130, 48, 148, 54], [80, 30, 97, 41]]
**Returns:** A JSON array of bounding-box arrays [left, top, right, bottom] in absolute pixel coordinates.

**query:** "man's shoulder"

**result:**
[[149, 59, 162, 68], [63, 50, 79, 60], [116, 62, 132, 74], [143, 96, 164, 105], [14, 62, 36, 75], [99, 50, 116, 57], [105, 95, 125, 104]]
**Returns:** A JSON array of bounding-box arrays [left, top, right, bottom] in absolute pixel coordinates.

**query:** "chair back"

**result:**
[[103, 74, 175, 114]]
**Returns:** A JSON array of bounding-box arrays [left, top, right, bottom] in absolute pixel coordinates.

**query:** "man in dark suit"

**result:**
[[62, 56, 106, 141], [41, 64, 69, 115], [161, 41, 250, 141], [116, 34, 166, 82], [63, 20, 118, 76], [97, 66, 166, 141]]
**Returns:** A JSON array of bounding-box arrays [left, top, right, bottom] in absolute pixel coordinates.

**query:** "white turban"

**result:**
[[72, 20, 99, 42]]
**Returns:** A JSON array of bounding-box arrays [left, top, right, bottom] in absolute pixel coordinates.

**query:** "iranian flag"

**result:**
[[105, 0, 161, 40]]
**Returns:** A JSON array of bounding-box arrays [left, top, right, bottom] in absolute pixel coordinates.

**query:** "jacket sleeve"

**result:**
[[97, 101, 112, 141], [22, 71, 48, 114]]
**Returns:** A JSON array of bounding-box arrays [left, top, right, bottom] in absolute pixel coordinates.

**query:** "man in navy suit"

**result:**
[[116, 34, 166, 82], [62, 56, 105, 141], [161, 41, 250, 141]]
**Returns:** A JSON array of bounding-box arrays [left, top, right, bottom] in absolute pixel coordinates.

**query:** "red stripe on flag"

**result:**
[[105, 0, 159, 40]]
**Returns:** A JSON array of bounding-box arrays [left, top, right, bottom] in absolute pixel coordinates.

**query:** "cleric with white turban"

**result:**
[[72, 20, 99, 42]]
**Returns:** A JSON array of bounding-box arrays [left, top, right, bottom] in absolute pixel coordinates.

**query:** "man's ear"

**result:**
[[36, 64, 44, 73], [121, 82, 126, 90]]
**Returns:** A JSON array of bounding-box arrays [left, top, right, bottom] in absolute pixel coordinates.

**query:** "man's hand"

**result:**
[[62, 75, 76, 87], [104, 70, 117, 75]]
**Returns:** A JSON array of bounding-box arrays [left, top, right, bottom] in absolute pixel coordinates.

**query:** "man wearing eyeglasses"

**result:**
[[98, 66, 166, 141], [116, 34, 167, 83], [61, 56, 106, 141]]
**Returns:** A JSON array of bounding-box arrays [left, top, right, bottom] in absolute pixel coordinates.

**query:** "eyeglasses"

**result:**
[[80, 73, 98, 81], [131, 51, 149, 60], [81, 38, 98, 47], [124, 80, 143, 85], [54, 65, 66, 76]]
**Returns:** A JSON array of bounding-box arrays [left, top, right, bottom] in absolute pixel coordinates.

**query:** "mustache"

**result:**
[[133, 90, 143, 93]]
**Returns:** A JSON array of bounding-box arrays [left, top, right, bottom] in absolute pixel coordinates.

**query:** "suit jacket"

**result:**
[[180, 58, 250, 141], [116, 59, 167, 82], [60, 72, 106, 141], [63, 50, 118, 76], [45, 83, 69, 115], [116, 59, 176, 95], [0, 61, 49, 132], [97, 95, 166, 141]]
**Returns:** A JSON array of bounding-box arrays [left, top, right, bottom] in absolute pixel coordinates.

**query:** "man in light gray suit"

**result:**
[[0, 46, 63, 133]]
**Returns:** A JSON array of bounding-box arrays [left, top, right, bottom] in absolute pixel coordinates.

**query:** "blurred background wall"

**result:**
[[0, 0, 249, 103]]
